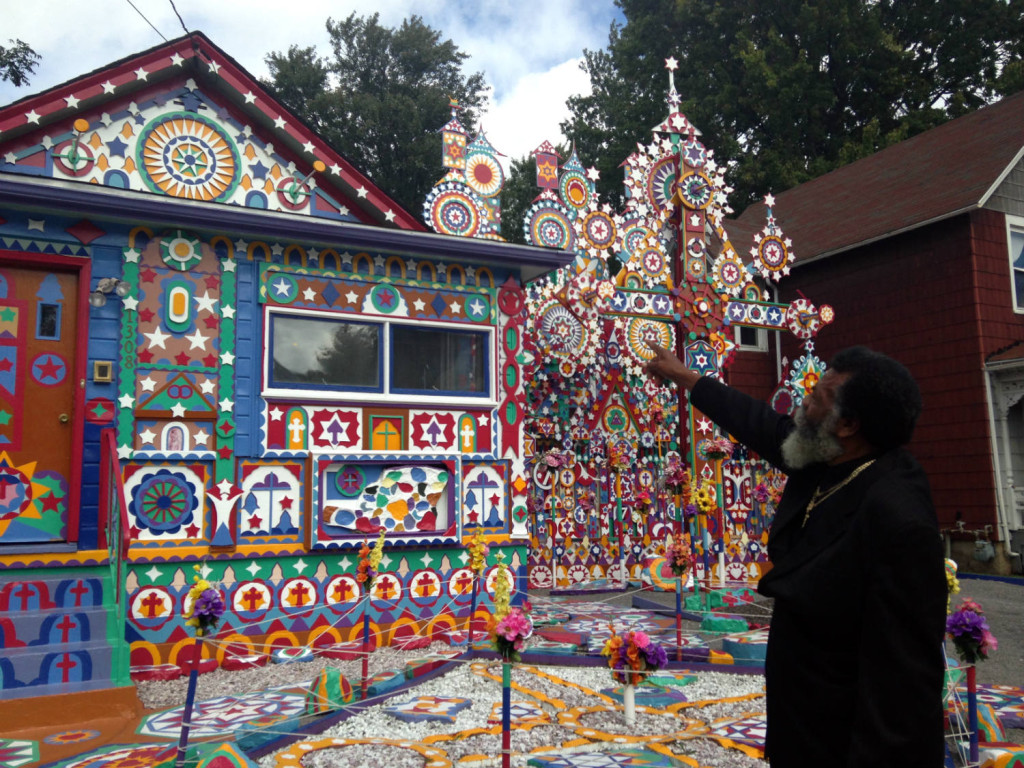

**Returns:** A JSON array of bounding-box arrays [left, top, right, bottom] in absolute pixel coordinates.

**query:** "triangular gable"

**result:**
[[0, 31, 422, 231], [136, 372, 217, 417]]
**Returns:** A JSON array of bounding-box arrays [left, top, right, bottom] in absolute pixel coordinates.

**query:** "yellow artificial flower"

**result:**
[[368, 529, 386, 570], [492, 550, 511, 619]]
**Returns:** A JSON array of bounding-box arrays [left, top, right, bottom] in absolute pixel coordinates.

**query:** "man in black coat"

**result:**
[[646, 343, 947, 767]]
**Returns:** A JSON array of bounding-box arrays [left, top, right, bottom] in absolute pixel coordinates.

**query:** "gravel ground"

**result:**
[[135, 578, 1024, 766]]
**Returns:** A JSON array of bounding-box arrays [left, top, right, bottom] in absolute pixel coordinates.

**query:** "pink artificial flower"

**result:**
[[961, 598, 984, 615], [631, 631, 650, 649], [982, 630, 999, 653]]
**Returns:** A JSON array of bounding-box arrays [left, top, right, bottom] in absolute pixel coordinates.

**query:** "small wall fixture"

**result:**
[[89, 277, 131, 307]]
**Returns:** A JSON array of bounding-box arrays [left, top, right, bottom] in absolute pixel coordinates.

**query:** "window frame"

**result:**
[[734, 323, 769, 352], [1007, 214, 1024, 313], [263, 306, 496, 406]]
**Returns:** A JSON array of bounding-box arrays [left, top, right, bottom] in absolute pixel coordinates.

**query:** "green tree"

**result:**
[[500, 154, 543, 245], [1, 39, 40, 87], [264, 13, 488, 216], [565, 0, 1024, 210]]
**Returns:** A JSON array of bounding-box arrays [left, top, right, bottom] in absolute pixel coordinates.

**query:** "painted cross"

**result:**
[[332, 580, 354, 602], [140, 590, 166, 618], [55, 615, 78, 643], [287, 413, 306, 449], [464, 469, 501, 528], [377, 575, 397, 601], [460, 422, 475, 451], [240, 586, 265, 612], [415, 573, 436, 597]]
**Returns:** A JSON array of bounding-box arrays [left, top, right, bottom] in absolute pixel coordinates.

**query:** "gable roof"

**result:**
[[733, 90, 1024, 265], [0, 31, 423, 230]]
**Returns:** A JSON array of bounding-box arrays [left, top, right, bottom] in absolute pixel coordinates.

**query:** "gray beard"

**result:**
[[781, 404, 843, 469]]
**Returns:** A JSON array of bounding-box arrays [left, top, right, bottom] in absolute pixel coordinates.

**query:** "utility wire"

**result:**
[[168, 0, 191, 36], [125, 0, 168, 41]]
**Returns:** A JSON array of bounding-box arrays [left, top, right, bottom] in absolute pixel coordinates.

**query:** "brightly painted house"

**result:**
[[0, 32, 569, 700]]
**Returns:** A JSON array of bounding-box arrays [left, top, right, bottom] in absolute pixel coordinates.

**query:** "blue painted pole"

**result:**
[[468, 574, 478, 645], [361, 597, 371, 699], [174, 637, 202, 768], [675, 574, 683, 661], [501, 661, 511, 768]]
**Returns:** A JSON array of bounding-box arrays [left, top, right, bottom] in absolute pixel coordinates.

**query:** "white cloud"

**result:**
[[480, 57, 592, 167]]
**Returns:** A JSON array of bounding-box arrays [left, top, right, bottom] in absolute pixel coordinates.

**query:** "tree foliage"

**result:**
[[0, 39, 40, 87], [264, 13, 488, 216], [564, 0, 1024, 210]]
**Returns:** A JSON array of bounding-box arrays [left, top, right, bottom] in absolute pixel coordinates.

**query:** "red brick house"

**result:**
[[729, 89, 1024, 574]]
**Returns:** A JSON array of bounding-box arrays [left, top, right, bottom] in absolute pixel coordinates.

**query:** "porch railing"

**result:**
[[98, 427, 132, 684]]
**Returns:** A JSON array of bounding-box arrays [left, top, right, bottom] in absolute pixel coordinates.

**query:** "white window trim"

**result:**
[[1006, 214, 1024, 314], [734, 324, 769, 352], [263, 305, 498, 407]]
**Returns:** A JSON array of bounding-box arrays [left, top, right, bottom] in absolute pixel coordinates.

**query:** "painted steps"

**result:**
[[0, 567, 129, 699]]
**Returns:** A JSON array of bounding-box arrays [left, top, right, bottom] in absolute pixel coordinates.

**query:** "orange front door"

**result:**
[[0, 258, 81, 545]]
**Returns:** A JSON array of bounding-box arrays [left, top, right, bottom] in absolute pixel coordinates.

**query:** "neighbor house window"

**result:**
[[266, 309, 492, 401], [1009, 218, 1024, 312], [734, 324, 768, 352]]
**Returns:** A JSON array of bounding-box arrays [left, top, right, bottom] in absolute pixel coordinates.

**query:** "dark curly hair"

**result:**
[[829, 346, 922, 450]]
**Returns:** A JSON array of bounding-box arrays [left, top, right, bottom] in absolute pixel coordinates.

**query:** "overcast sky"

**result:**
[[1, 0, 623, 165]]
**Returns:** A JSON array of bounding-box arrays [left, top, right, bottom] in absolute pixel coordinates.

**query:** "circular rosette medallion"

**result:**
[[130, 471, 198, 535], [638, 243, 669, 285], [785, 297, 821, 339], [754, 234, 793, 281], [138, 112, 241, 201], [537, 301, 588, 358], [676, 170, 713, 210], [559, 171, 592, 212], [645, 155, 679, 215], [616, 219, 652, 258], [424, 185, 487, 237], [464, 152, 503, 197], [626, 317, 673, 363], [711, 251, 748, 297], [576, 208, 618, 253], [526, 202, 576, 251], [160, 230, 203, 271]]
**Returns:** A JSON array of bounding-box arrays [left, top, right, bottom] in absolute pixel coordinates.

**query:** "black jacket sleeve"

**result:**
[[688, 376, 794, 470]]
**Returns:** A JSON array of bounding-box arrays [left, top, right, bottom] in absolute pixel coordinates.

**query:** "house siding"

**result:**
[[781, 213, 1001, 532]]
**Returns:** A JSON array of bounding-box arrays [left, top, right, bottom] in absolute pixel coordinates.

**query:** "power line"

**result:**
[[168, 0, 190, 37], [124, 0, 168, 42]]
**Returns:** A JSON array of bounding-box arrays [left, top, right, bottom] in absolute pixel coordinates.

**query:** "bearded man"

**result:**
[[645, 343, 946, 767]]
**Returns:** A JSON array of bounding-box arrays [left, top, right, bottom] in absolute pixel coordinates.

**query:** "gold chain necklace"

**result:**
[[801, 459, 876, 527]]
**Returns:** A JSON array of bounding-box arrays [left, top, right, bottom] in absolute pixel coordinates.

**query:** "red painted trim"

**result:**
[[0, 32, 425, 232], [0, 250, 88, 544]]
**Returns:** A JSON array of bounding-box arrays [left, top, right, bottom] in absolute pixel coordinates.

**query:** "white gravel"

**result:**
[[159, 650, 773, 768]]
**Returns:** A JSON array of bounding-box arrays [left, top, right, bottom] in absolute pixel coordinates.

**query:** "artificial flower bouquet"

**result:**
[[183, 567, 225, 637], [667, 536, 692, 578], [946, 598, 998, 665], [703, 436, 734, 461], [663, 456, 690, 494], [357, 529, 386, 591], [601, 627, 668, 686], [489, 605, 533, 662]]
